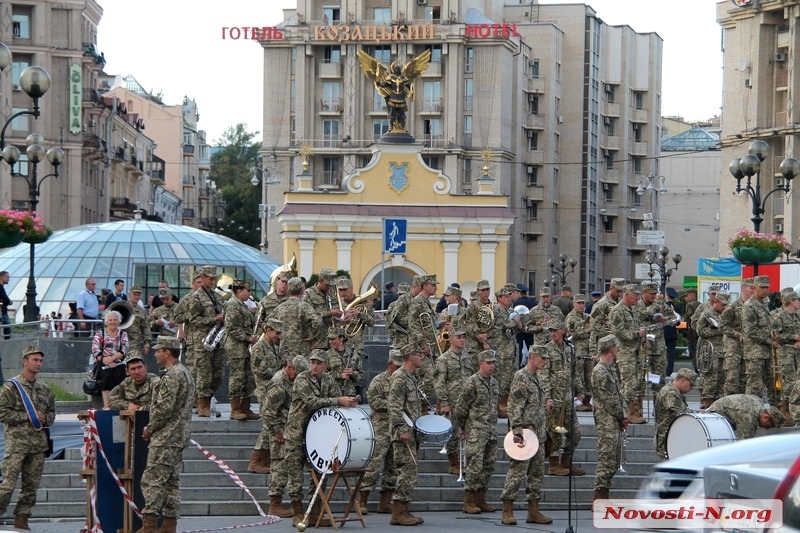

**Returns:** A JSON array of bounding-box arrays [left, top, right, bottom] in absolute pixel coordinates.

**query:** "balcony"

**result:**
[[599, 231, 619, 248], [602, 169, 620, 184], [526, 149, 544, 165], [523, 220, 544, 235], [526, 114, 545, 129], [111, 197, 135, 212], [182, 208, 195, 218], [420, 98, 442, 114], [183, 144, 195, 155], [82, 133, 106, 152], [150, 157, 166, 184], [319, 61, 342, 78], [423, 135, 446, 149], [604, 102, 620, 117], [82, 88, 102, 105], [602, 136, 620, 150], [631, 142, 648, 155], [526, 186, 544, 202], [131, 155, 143, 175], [320, 98, 342, 114], [526, 77, 545, 93], [182, 176, 196, 187], [632, 109, 648, 123], [115, 147, 125, 160]]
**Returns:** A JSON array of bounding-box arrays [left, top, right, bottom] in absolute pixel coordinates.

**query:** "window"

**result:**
[[633, 123, 642, 142], [555, 96, 561, 115], [428, 44, 442, 62], [605, 117, 614, 135], [12, 55, 31, 90], [372, 119, 389, 140], [633, 157, 643, 173], [290, 117, 296, 144], [322, 82, 341, 110], [422, 156, 441, 170], [526, 130, 538, 151], [423, 81, 441, 111], [603, 216, 614, 232], [12, 7, 31, 39], [526, 165, 539, 186], [464, 116, 473, 135], [527, 203, 538, 221], [464, 79, 473, 111], [323, 46, 341, 64], [291, 48, 296, 75], [423, 118, 442, 139], [630, 219, 642, 237], [423, 6, 441, 22], [323, 119, 340, 146], [373, 7, 390, 24], [373, 88, 386, 112], [603, 184, 614, 202], [634, 91, 644, 110], [529, 59, 540, 78], [11, 107, 29, 132], [555, 62, 561, 82], [605, 84, 615, 103], [465, 47, 474, 73], [528, 94, 539, 115], [605, 152, 613, 169], [322, 7, 340, 25], [322, 157, 341, 186], [15, 151, 28, 176], [374, 45, 391, 63], [463, 159, 472, 184]]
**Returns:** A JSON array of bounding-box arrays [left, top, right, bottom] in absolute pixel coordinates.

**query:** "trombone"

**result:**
[[419, 312, 444, 358]]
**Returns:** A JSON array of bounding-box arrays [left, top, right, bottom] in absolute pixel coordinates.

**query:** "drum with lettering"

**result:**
[[666, 412, 736, 459], [304, 406, 374, 474]]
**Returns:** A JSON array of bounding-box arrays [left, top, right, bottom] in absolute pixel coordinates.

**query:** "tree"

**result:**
[[208, 124, 262, 248]]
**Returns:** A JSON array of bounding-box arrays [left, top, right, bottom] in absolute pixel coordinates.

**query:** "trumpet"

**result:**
[[617, 429, 627, 473], [550, 397, 569, 434]]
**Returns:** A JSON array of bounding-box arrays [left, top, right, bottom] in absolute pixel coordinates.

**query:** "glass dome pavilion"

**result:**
[[0, 219, 282, 322]]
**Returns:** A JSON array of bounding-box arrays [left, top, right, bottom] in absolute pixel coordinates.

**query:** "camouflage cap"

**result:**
[[275, 271, 292, 282], [22, 342, 44, 358], [754, 275, 771, 288], [503, 283, 518, 293], [546, 318, 565, 330], [715, 291, 731, 305], [200, 265, 218, 278], [336, 277, 353, 289], [232, 279, 250, 291], [741, 277, 755, 287], [495, 286, 512, 297], [445, 286, 462, 298], [266, 317, 283, 332], [782, 290, 800, 304], [327, 326, 347, 339], [287, 277, 304, 292], [641, 281, 659, 294], [318, 268, 336, 284], [539, 287, 551, 297], [388, 349, 404, 366], [421, 274, 439, 286], [412, 275, 423, 287], [476, 279, 491, 290], [192, 268, 204, 280], [129, 285, 143, 294], [610, 278, 626, 290], [158, 288, 172, 298], [450, 319, 466, 336], [574, 293, 587, 303], [401, 343, 425, 357], [126, 353, 145, 365], [469, 290, 478, 300], [153, 336, 182, 351], [529, 344, 550, 359], [478, 349, 497, 363], [289, 355, 310, 373], [624, 284, 642, 294], [397, 282, 411, 295], [676, 368, 697, 385], [309, 349, 329, 363], [598, 334, 619, 352], [767, 405, 785, 428], [708, 284, 721, 294]]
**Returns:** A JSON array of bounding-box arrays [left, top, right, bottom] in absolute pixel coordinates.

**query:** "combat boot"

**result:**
[[404, 502, 423, 524], [476, 489, 496, 512], [377, 491, 393, 514], [157, 517, 178, 533], [358, 490, 370, 514], [268, 495, 293, 518], [390, 501, 420, 526], [548, 455, 569, 476], [291, 501, 304, 527], [196, 397, 211, 417], [560, 453, 585, 475], [134, 514, 158, 533], [447, 452, 459, 475], [627, 401, 645, 424], [247, 449, 271, 474], [241, 397, 260, 420], [526, 499, 553, 524], [501, 499, 517, 525], [229, 396, 247, 421], [497, 394, 509, 418], [13, 514, 30, 531], [462, 490, 481, 514]]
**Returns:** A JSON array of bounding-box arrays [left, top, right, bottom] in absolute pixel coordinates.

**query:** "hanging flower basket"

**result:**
[[732, 246, 779, 265], [728, 228, 788, 265], [0, 210, 51, 248], [22, 230, 51, 244], [0, 231, 23, 248]]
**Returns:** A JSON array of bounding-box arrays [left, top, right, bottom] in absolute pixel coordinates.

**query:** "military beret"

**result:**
[[610, 278, 626, 290], [327, 326, 347, 339], [598, 334, 620, 352], [715, 291, 731, 304], [478, 349, 497, 363], [336, 277, 353, 289], [529, 344, 550, 359], [309, 349, 328, 363], [574, 293, 587, 303], [22, 342, 44, 358], [153, 336, 182, 351], [539, 287, 551, 297], [445, 286, 462, 298], [676, 368, 697, 385], [200, 265, 218, 278], [476, 279, 491, 290], [287, 277, 304, 291], [319, 268, 336, 284], [754, 276, 771, 288], [289, 355, 310, 373], [129, 285, 142, 294]]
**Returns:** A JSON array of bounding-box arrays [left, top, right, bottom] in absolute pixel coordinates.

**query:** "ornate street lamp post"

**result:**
[[546, 252, 577, 290], [646, 246, 681, 295], [251, 153, 279, 254]]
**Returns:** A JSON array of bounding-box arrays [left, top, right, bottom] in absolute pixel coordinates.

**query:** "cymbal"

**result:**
[[503, 429, 539, 461]]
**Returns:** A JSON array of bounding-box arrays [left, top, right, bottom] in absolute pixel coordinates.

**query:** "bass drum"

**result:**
[[305, 406, 374, 474], [666, 412, 736, 459]]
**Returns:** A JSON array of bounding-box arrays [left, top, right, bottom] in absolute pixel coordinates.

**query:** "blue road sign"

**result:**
[[384, 218, 407, 254]]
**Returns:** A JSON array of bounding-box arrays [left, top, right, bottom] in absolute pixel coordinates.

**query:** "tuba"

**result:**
[[343, 285, 379, 336], [269, 253, 298, 294], [106, 300, 135, 330]]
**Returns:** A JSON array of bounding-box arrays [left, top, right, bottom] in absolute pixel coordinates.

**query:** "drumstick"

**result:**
[[405, 441, 417, 466]]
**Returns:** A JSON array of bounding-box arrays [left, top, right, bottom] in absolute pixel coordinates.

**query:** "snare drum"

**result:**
[[414, 414, 453, 446], [666, 412, 736, 459], [305, 406, 375, 474]]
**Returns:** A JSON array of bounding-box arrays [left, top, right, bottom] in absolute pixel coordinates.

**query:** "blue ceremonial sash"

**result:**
[[7, 378, 43, 431]]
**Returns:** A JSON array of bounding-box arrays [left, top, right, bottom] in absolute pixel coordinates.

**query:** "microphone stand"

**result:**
[[564, 339, 576, 533]]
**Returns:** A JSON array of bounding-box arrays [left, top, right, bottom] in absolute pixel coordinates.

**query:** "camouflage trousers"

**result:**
[[647, 350, 667, 393], [183, 341, 198, 388], [253, 383, 271, 450], [500, 445, 545, 502], [789, 381, 800, 425], [463, 430, 497, 491], [227, 353, 255, 398], [141, 446, 184, 518], [592, 417, 621, 491], [193, 346, 224, 398], [546, 403, 581, 457], [723, 342, 745, 396], [778, 348, 800, 403], [701, 356, 725, 401], [0, 451, 45, 516], [390, 440, 419, 502], [267, 439, 288, 497], [285, 441, 310, 502], [617, 352, 642, 404], [745, 357, 772, 401], [575, 356, 594, 397], [360, 419, 396, 493], [496, 346, 517, 396], [417, 355, 435, 403]]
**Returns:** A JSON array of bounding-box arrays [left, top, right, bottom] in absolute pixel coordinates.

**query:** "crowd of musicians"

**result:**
[[3, 264, 800, 531]]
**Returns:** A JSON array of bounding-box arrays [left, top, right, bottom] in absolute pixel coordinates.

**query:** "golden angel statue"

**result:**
[[357, 48, 432, 134]]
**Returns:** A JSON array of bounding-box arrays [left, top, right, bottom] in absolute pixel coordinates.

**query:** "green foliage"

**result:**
[[209, 124, 262, 248], [46, 382, 86, 401]]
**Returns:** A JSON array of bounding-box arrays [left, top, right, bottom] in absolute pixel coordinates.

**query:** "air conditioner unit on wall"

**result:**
[[776, 223, 784, 232], [775, 52, 787, 62], [417, 0, 427, 4], [777, 177, 785, 187], [744, 78, 752, 88]]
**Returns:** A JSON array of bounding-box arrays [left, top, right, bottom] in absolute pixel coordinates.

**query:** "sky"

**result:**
[[96, 0, 722, 145]]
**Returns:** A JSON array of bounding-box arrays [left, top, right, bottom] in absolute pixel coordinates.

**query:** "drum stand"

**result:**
[[308, 468, 368, 529]]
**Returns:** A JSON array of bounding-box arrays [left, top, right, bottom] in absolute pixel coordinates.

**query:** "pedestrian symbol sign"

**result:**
[[384, 219, 407, 254]]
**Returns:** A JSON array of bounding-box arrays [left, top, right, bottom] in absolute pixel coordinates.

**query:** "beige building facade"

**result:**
[[262, 0, 663, 291]]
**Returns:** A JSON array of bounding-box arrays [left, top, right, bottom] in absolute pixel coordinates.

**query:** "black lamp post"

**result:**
[[646, 246, 681, 295], [0, 42, 64, 323], [546, 252, 577, 289], [251, 153, 279, 254]]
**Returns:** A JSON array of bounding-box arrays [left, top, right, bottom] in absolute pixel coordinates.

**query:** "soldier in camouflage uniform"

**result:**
[[272, 277, 322, 358], [591, 334, 628, 501], [388, 343, 425, 526], [635, 281, 668, 392], [565, 294, 593, 411], [127, 286, 151, 359], [386, 279, 419, 348], [653, 368, 696, 460], [493, 285, 526, 418], [247, 318, 284, 474], [258, 271, 291, 324], [224, 280, 259, 421], [359, 350, 403, 515], [455, 350, 499, 515], [789, 379, 800, 425], [172, 274, 203, 387], [0, 343, 55, 529], [500, 345, 552, 526], [285, 350, 358, 526], [302, 268, 341, 347], [683, 289, 700, 368], [186, 265, 224, 417], [137, 336, 194, 533], [589, 278, 625, 355], [696, 291, 729, 407], [334, 277, 376, 361], [407, 274, 440, 406], [464, 279, 494, 372], [707, 393, 784, 439], [438, 285, 466, 327], [434, 322, 470, 474], [543, 320, 584, 476], [525, 287, 564, 345], [265, 355, 309, 518], [773, 290, 800, 424], [150, 288, 178, 338], [326, 327, 363, 398], [609, 284, 647, 424], [108, 355, 160, 411], [691, 284, 719, 336], [742, 275, 777, 402], [721, 278, 753, 395]]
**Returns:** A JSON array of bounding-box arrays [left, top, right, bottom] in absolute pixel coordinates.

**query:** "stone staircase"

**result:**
[[10, 406, 666, 519]]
